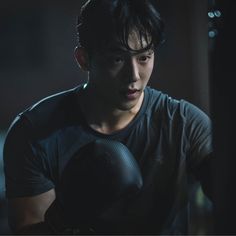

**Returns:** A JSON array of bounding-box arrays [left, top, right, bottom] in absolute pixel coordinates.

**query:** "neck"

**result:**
[[78, 86, 144, 134]]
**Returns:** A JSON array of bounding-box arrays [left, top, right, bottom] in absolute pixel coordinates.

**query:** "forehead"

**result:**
[[104, 30, 152, 53], [127, 30, 152, 50]]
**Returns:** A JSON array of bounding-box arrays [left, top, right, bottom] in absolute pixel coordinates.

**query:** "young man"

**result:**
[[3, 0, 213, 234]]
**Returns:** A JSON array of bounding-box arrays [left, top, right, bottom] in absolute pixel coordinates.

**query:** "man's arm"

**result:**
[[8, 189, 56, 233], [194, 153, 213, 201]]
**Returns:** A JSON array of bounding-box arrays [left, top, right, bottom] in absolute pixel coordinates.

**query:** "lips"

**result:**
[[120, 88, 141, 100], [127, 89, 138, 94]]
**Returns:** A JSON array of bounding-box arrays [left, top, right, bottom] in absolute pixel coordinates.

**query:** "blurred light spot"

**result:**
[[214, 10, 222, 18], [208, 11, 215, 18], [208, 29, 218, 38]]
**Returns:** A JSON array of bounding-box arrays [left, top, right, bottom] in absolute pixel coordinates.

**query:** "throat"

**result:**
[[79, 88, 144, 135], [90, 111, 136, 134]]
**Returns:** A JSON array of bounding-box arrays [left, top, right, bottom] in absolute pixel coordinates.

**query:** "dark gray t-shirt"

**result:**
[[3, 85, 213, 234]]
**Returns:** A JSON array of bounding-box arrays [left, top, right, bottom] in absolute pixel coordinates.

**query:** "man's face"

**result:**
[[88, 31, 155, 111]]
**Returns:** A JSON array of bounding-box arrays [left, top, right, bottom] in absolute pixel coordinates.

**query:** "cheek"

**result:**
[[141, 65, 154, 82], [93, 68, 121, 91], [148, 59, 155, 75], [106, 66, 123, 79], [148, 58, 155, 73], [148, 65, 154, 76]]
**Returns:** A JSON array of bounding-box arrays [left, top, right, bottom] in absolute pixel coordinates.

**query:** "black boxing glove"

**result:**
[[45, 139, 143, 234]]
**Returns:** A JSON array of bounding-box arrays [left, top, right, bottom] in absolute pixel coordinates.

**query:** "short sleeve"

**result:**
[[3, 115, 55, 198], [182, 101, 213, 170]]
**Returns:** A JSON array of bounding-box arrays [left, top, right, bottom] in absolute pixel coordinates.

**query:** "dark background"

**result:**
[[1, 0, 234, 234], [0, 0, 210, 131]]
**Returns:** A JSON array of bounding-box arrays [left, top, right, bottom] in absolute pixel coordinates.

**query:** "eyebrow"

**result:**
[[107, 45, 154, 55], [107, 46, 129, 53]]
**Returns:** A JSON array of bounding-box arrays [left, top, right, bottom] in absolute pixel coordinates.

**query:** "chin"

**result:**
[[117, 101, 138, 111], [117, 92, 144, 111]]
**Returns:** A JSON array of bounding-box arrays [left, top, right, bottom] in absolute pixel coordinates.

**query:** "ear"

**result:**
[[74, 46, 90, 71]]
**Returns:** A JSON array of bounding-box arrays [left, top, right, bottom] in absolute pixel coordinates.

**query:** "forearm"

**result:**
[[195, 153, 214, 201], [15, 222, 53, 235], [16, 199, 83, 235]]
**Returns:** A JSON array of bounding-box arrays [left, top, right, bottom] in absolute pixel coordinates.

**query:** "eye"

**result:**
[[137, 50, 154, 63], [138, 55, 150, 62], [113, 56, 124, 64]]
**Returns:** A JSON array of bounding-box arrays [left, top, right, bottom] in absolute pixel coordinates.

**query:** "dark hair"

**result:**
[[77, 0, 165, 53]]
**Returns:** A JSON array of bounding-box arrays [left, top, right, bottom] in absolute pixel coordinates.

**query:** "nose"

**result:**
[[126, 58, 140, 83]]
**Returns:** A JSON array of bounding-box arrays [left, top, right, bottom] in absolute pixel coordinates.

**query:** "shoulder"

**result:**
[[13, 85, 83, 137], [145, 87, 181, 118], [24, 86, 80, 125], [145, 87, 211, 127]]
